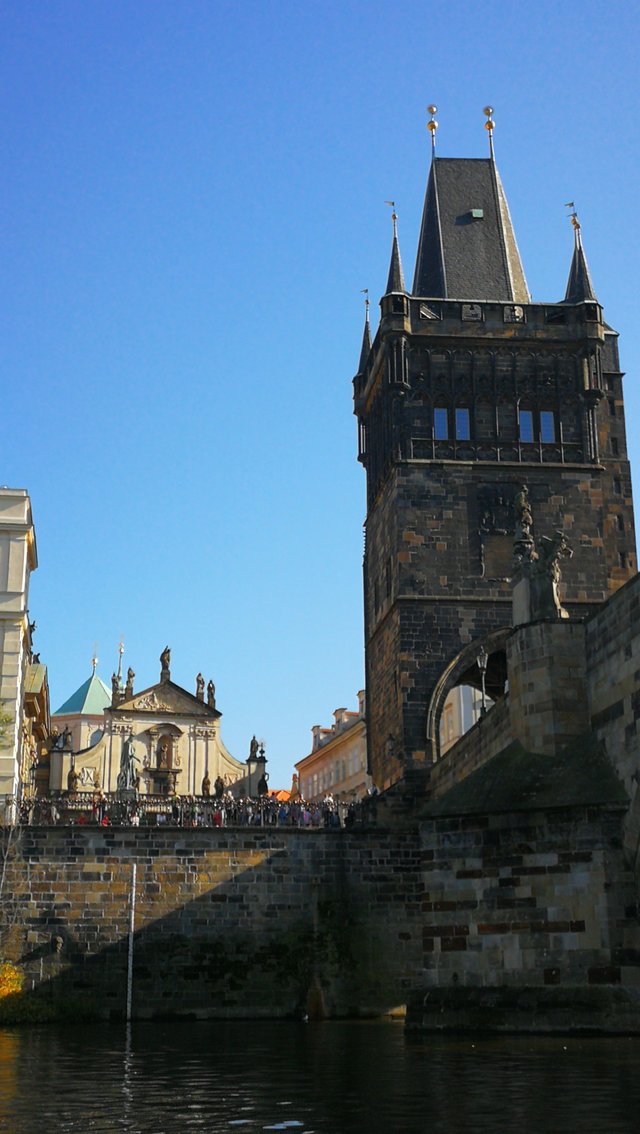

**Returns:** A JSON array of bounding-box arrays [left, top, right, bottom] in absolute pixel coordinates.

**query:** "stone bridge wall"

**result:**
[[2, 825, 423, 1020], [2, 812, 638, 1028], [431, 697, 512, 799]]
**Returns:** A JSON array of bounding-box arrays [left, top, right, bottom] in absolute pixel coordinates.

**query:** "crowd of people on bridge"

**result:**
[[16, 789, 378, 829]]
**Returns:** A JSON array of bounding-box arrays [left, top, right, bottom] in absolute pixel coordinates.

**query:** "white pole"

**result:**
[[126, 862, 136, 1021]]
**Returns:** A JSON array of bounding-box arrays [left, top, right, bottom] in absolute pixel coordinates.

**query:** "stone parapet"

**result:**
[[431, 696, 512, 800], [507, 620, 588, 755]]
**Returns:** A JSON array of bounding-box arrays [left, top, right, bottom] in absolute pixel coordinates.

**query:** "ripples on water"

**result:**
[[1, 1021, 639, 1133]]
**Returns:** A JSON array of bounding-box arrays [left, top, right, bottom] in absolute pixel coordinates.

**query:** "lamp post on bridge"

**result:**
[[256, 742, 268, 826], [477, 646, 489, 718]]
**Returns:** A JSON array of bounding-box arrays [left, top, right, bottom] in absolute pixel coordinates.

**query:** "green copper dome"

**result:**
[[54, 673, 111, 716]]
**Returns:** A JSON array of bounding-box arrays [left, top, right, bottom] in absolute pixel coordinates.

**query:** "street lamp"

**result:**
[[246, 741, 258, 798], [256, 742, 269, 827], [256, 742, 268, 791], [477, 646, 489, 717]]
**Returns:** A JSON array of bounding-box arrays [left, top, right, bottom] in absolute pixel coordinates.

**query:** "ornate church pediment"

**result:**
[[116, 680, 219, 719]]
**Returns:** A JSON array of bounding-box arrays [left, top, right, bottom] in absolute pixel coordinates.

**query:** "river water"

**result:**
[[1, 1021, 639, 1133]]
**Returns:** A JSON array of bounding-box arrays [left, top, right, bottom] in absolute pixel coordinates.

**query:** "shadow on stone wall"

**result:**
[[1, 826, 424, 1022]]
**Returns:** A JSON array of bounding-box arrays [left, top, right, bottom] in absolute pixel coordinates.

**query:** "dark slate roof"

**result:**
[[564, 231, 597, 302], [412, 158, 529, 302], [422, 734, 627, 818], [385, 223, 406, 294], [357, 309, 372, 373]]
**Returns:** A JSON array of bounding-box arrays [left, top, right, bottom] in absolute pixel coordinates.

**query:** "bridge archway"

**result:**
[[426, 627, 511, 763]]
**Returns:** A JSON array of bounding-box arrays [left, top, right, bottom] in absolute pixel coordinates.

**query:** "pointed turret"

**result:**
[[564, 219, 596, 303], [357, 300, 372, 372], [385, 210, 406, 294], [412, 157, 529, 301]]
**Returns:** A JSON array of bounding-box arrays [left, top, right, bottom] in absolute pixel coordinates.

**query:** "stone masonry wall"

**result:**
[[410, 800, 640, 1031], [507, 621, 588, 756], [3, 825, 424, 1021], [3, 810, 637, 1028], [586, 572, 640, 798], [419, 804, 632, 989], [585, 571, 640, 858]]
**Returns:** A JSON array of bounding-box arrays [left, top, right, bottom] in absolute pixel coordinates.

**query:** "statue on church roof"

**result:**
[[196, 672, 205, 700], [160, 646, 171, 682], [207, 680, 216, 708], [125, 667, 135, 700]]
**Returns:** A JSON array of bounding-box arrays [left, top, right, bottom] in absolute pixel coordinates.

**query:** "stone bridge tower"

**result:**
[[354, 115, 636, 789]]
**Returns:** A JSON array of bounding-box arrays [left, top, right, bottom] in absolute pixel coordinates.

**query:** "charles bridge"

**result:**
[[2, 568, 640, 1031]]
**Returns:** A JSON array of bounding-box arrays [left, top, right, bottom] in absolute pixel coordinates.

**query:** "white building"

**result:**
[[0, 489, 39, 799]]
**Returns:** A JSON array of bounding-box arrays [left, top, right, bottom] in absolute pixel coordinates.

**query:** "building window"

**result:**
[[519, 409, 534, 443], [611, 438, 619, 456], [614, 477, 622, 495], [608, 399, 616, 417], [620, 552, 627, 569], [540, 411, 556, 443], [455, 408, 470, 440], [386, 558, 392, 598], [434, 407, 449, 440], [617, 514, 625, 533]]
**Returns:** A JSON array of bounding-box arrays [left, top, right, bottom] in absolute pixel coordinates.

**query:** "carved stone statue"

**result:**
[[117, 734, 139, 792], [111, 673, 121, 707], [201, 773, 211, 797], [249, 735, 259, 761], [158, 740, 170, 768], [529, 532, 574, 620], [160, 646, 171, 681], [125, 667, 135, 700], [214, 775, 224, 800], [67, 766, 80, 793], [513, 484, 535, 563], [257, 772, 269, 797], [196, 673, 205, 700], [62, 726, 73, 750], [207, 680, 216, 708]]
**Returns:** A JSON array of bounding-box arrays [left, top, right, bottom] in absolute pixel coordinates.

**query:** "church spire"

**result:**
[[384, 204, 406, 294], [563, 211, 596, 303], [357, 291, 372, 373]]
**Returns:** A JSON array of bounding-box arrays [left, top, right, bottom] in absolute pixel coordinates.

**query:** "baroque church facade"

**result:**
[[354, 115, 636, 789], [49, 649, 245, 797]]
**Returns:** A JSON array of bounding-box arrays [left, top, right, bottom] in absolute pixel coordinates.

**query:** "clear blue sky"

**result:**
[[2, 1, 639, 787]]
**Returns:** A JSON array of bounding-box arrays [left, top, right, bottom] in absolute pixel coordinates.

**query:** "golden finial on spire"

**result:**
[[91, 644, 98, 675], [483, 105, 495, 159], [384, 200, 398, 235], [565, 201, 582, 243], [116, 637, 124, 680], [566, 201, 580, 227], [360, 288, 370, 320], [427, 105, 438, 154]]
